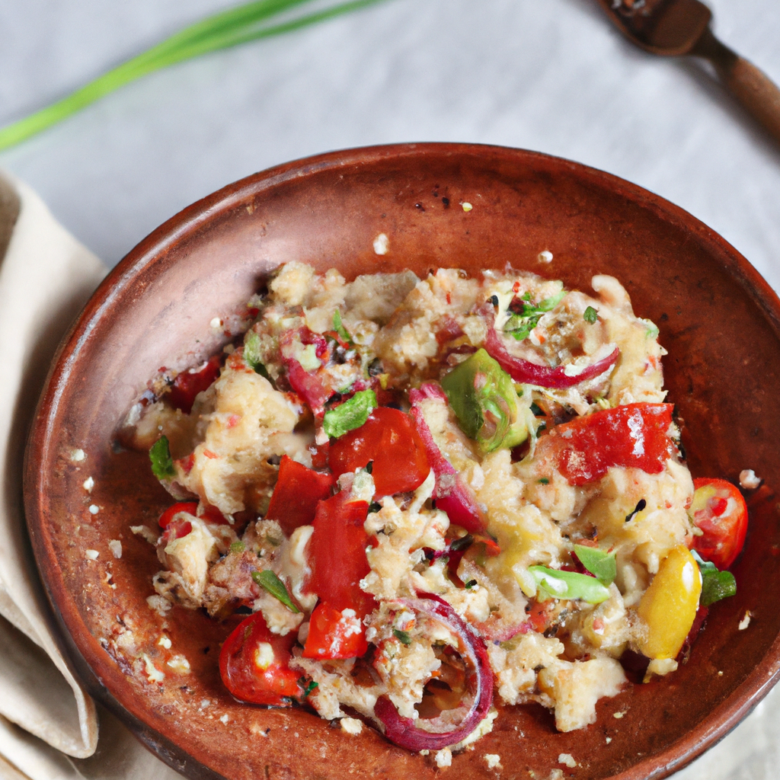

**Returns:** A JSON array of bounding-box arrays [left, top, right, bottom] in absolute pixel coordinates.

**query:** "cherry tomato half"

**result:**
[[219, 612, 301, 706], [303, 602, 369, 660], [329, 407, 430, 496], [690, 478, 748, 570], [158, 501, 198, 529]]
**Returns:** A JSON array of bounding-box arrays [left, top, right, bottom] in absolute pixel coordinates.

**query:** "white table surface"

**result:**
[[1, 1, 779, 778]]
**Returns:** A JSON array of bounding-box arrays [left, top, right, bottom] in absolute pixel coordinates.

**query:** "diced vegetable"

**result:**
[[265, 455, 335, 535], [573, 545, 617, 586], [158, 501, 198, 529], [168, 354, 221, 414], [689, 478, 748, 570], [441, 348, 529, 453], [331, 309, 354, 346], [243, 331, 271, 379], [692, 551, 737, 607], [534, 403, 675, 485], [323, 389, 378, 439], [328, 407, 430, 496], [303, 602, 368, 659], [150, 436, 176, 480], [528, 566, 611, 604], [219, 612, 301, 706], [637, 546, 702, 660], [503, 288, 566, 341], [280, 327, 332, 418]]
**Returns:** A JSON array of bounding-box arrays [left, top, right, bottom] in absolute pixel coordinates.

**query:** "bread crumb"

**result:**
[[613, 711, 625, 719], [484, 753, 502, 769], [739, 611, 752, 630], [461, 202, 473, 212], [158, 635, 172, 649], [132, 525, 159, 545], [606, 737, 612, 744], [739, 470, 761, 490], [147, 595, 172, 616], [220, 714, 229, 724], [538, 250, 553, 263], [83, 476, 94, 492], [373, 233, 389, 256], [88, 504, 100, 515], [85, 549, 99, 560], [558, 753, 577, 769], [435, 748, 452, 768], [141, 653, 164, 684], [109, 540, 122, 559], [167, 655, 191, 674], [340, 718, 363, 735], [70, 448, 86, 462]]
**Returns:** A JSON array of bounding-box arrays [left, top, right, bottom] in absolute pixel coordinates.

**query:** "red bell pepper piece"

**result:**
[[168, 354, 222, 414], [537, 402, 675, 486], [265, 455, 335, 536], [328, 407, 430, 496]]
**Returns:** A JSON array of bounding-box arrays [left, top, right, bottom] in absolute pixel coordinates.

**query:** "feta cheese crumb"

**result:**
[[613, 711, 625, 719], [69, 448, 86, 462], [220, 714, 229, 724], [167, 654, 191, 674], [435, 748, 452, 768], [538, 250, 553, 263], [83, 476, 94, 492], [461, 202, 473, 212], [340, 717, 363, 735], [739, 469, 761, 490], [210, 317, 223, 329], [141, 653, 164, 684], [558, 753, 577, 769], [373, 233, 389, 255], [158, 635, 172, 649], [88, 504, 100, 515], [484, 753, 502, 769], [606, 737, 612, 744], [109, 540, 122, 559], [739, 610, 752, 630], [200, 699, 211, 709], [131, 525, 159, 545], [85, 549, 99, 560]]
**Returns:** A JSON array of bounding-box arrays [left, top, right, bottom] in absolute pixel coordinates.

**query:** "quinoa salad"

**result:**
[[124, 261, 747, 754]]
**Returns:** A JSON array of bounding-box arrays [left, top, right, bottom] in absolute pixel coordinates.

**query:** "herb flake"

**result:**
[[393, 629, 412, 645], [323, 389, 377, 439], [244, 330, 271, 379], [692, 551, 737, 606], [583, 306, 598, 324], [332, 309, 354, 345], [504, 288, 566, 341], [150, 436, 175, 480], [252, 570, 300, 613]]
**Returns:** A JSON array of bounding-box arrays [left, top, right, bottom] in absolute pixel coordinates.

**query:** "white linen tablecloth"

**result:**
[[0, 0, 778, 777]]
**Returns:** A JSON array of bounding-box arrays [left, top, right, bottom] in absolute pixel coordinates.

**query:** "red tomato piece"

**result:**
[[162, 518, 193, 541], [538, 403, 675, 486], [265, 455, 335, 536], [303, 602, 369, 660], [329, 407, 430, 496], [158, 501, 198, 529], [200, 504, 231, 525], [219, 612, 301, 706], [690, 478, 748, 569], [308, 492, 374, 614], [168, 354, 222, 414]]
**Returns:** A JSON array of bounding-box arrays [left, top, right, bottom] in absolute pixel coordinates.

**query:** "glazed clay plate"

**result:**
[[24, 144, 780, 780]]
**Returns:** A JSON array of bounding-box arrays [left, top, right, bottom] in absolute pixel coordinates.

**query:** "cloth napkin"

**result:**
[[1, 170, 780, 780]]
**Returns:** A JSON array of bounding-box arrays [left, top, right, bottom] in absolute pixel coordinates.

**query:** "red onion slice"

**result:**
[[409, 385, 486, 534], [374, 594, 493, 751], [280, 328, 331, 418], [481, 305, 619, 389]]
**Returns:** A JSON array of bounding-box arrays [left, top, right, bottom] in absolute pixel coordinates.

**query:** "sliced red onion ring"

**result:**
[[409, 385, 486, 534], [374, 594, 493, 751], [481, 305, 620, 389]]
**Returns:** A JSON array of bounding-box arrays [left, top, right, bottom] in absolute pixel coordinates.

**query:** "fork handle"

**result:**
[[693, 27, 780, 146]]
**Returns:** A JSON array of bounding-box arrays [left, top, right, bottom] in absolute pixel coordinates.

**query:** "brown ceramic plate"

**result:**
[[24, 143, 780, 780]]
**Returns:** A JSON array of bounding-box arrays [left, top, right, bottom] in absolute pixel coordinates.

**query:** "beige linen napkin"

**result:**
[[0, 172, 182, 780]]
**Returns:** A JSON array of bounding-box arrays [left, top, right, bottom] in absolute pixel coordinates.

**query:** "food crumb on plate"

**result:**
[[109, 540, 122, 559], [69, 448, 86, 462], [147, 594, 172, 616], [167, 654, 191, 674], [739, 611, 752, 630], [613, 711, 626, 719], [373, 233, 389, 256], [739, 469, 761, 490], [558, 753, 577, 769], [88, 504, 100, 515], [85, 549, 99, 560], [83, 476, 94, 492], [220, 714, 229, 724], [538, 250, 553, 263], [461, 202, 473, 212], [484, 753, 502, 769], [340, 718, 363, 735], [606, 737, 612, 744], [435, 748, 452, 768], [158, 635, 172, 649]]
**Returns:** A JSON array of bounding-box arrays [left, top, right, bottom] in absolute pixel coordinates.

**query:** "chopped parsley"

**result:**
[[538, 477, 550, 485], [583, 306, 598, 324], [692, 551, 737, 606], [150, 436, 175, 480], [252, 570, 300, 613], [393, 629, 412, 645], [503, 289, 566, 341], [300, 678, 319, 697]]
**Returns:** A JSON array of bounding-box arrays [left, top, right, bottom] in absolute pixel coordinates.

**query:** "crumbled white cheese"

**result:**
[[373, 233, 389, 256], [461, 202, 473, 212], [739, 611, 752, 630], [538, 250, 553, 263], [606, 737, 612, 744], [739, 469, 761, 490], [340, 717, 363, 735], [88, 504, 100, 515], [141, 653, 164, 684], [220, 714, 229, 724], [435, 748, 452, 768], [167, 655, 191, 674], [210, 317, 223, 330], [644, 658, 678, 682], [69, 448, 86, 462], [85, 549, 99, 560], [82, 476, 94, 492], [147, 595, 172, 616], [109, 540, 122, 559], [484, 754, 502, 769], [158, 635, 172, 649], [613, 711, 626, 719], [558, 753, 577, 769]]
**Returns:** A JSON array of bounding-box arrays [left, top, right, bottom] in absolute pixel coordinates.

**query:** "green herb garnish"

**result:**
[[538, 477, 550, 485], [230, 541, 246, 553], [301, 679, 319, 697], [464, 579, 478, 589], [644, 320, 660, 339], [0, 0, 391, 152], [572, 544, 617, 586], [244, 331, 271, 379], [323, 389, 377, 439], [252, 570, 300, 613], [528, 565, 611, 605], [692, 551, 737, 606], [332, 309, 354, 345], [583, 306, 598, 324], [504, 288, 566, 341], [150, 436, 175, 480], [393, 629, 412, 645]]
